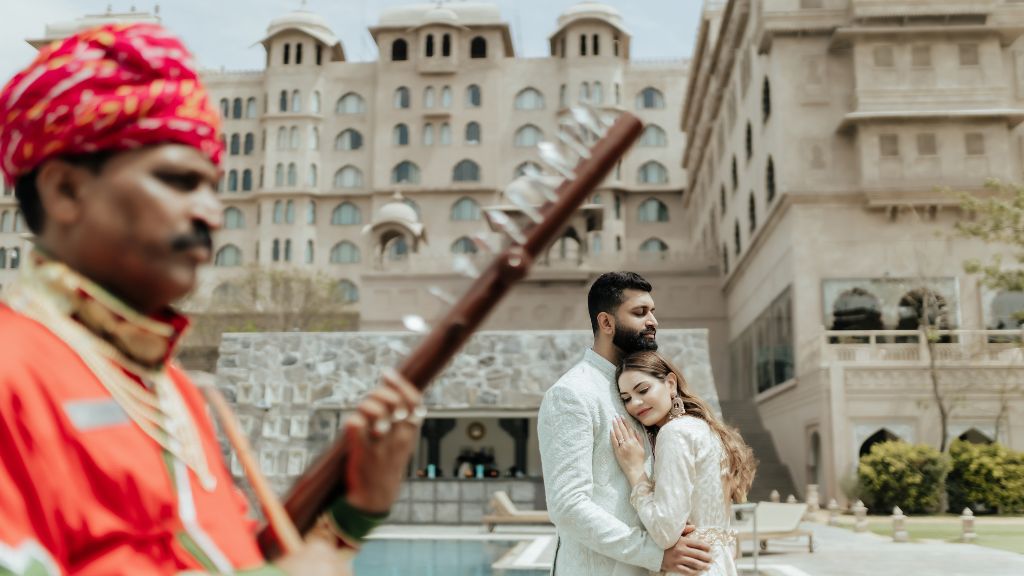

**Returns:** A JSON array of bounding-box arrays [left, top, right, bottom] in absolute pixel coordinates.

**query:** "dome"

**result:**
[[378, 2, 503, 28], [266, 10, 333, 37], [556, 1, 626, 31], [377, 199, 420, 225]]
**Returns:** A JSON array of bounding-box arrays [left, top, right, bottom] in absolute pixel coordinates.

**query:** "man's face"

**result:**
[[611, 289, 658, 353], [57, 144, 222, 313]]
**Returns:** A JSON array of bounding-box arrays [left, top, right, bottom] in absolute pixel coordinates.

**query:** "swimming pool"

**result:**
[[352, 539, 549, 576]]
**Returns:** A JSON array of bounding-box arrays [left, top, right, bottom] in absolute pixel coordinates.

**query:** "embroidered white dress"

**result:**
[[630, 416, 737, 576]]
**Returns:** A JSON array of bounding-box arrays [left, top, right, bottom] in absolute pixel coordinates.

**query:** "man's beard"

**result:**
[[613, 324, 658, 354]]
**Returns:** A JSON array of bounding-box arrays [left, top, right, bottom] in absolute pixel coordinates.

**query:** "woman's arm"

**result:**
[[629, 422, 698, 550]]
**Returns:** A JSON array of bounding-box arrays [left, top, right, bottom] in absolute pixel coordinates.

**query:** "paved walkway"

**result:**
[[371, 522, 1024, 575], [743, 522, 1024, 576]]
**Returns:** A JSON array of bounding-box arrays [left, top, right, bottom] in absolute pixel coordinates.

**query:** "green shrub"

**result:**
[[858, 441, 951, 514], [947, 439, 1024, 514]]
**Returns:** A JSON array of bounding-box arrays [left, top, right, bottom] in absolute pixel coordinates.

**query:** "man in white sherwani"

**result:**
[[538, 272, 714, 576]]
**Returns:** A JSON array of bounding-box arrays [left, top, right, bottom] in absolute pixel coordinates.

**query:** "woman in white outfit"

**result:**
[[610, 351, 756, 576]]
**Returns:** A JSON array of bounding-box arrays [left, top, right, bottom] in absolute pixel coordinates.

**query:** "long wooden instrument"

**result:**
[[258, 108, 643, 557]]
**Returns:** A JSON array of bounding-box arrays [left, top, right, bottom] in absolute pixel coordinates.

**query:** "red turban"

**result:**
[[0, 23, 222, 186]]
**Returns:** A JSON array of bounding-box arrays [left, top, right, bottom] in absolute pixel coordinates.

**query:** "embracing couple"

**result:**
[[538, 272, 756, 576]]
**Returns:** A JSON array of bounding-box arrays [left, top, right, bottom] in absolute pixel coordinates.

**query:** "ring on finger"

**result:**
[[373, 418, 392, 436], [392, 406, 410, 422]]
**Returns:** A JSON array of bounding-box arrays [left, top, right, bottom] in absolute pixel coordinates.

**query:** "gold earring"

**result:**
[[668, 396, 685, 420]]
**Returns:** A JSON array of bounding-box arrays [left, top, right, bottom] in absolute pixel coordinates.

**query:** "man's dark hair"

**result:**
[[587, 272, 653, 333], [14, 151, 114, 235]]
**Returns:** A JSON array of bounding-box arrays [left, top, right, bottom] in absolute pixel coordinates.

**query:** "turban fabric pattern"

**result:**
[[0, 23, 222, 186]]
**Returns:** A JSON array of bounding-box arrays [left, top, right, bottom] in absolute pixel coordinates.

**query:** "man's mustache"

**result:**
[[169, 221, 213, 252]]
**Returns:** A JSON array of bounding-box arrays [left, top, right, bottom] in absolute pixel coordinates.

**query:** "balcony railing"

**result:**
[[821, 329, 1023, 365], [850, 0, 997, 19]]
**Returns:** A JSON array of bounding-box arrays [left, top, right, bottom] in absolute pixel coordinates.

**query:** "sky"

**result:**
[[0, 0, 703, 83]]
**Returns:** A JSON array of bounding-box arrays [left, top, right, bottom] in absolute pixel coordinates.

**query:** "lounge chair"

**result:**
[[482, 490, 552, 532], [734, 502, 814, 554]]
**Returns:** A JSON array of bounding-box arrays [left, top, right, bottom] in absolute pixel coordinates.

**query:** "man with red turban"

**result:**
[[0, 23, 420, 575]]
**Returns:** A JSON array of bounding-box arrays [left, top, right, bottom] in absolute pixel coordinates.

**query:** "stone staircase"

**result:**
[[719, 399, 798, 503]]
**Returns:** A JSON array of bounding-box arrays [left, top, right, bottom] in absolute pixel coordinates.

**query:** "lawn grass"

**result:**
[[834, 515, 1024, 554]]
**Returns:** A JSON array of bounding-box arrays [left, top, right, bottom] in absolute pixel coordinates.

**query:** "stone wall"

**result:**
[[213, 329, 719, 520]]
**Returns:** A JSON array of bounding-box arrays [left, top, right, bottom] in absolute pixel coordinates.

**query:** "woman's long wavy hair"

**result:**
[[617, 350, 757, 503]]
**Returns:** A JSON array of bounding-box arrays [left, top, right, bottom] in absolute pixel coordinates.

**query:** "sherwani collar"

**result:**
[[583, 347, 616, 382]]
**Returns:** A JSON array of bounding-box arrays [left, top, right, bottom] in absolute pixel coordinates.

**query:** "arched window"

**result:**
[[295, 43, 303, 65], [305, 239, 314, 264], [720, 186, 727, 215], [219, 98, 229, 118], [336, 92, 366, 114], [748, 193, 757, 232], [232, 98, 243, 119], [441, 86, 453, 108], [990, 291, 1024, 329], [246, 97, 257, 118], [439, 122, 452, 145], [636, 87, 665, 109], [312, 91, 321, 114], [859, 428, 901, 457], [638, 161, 668, 184], [451, 197, 482, 220], [289, 126, 299, 149], [425, 34, 435, 58], [241, 169, 252, 191], [306, 200, 316, 224], [227, 170, 238, 192], [745, 122, 753, 160], [394, 87, 410, 109], [638, 198, 669, 222], [442, 34, 451, 57], [285, 200, 296, 224], [514, 161, 542, 178], [307, 164, 318, 187], [291, 90, 301, 113], [309, 126, 319, 150], [0, 247, 5, 268], [386, 236, 409, 261], [638, 125, 667, 147], [514, 88, 544, 110], [514, 125, 543, 147], [287, 163, 297, 187], [0, 211, 8, 233], [734, 220, 741, 255], [831, 288, 883, 331], [8, 247, 18, 268], [465, 122, 481, 144], [897, 289, 949, 331], [423, 123, 435, 145], [639, 238, 669, 253], [337, 280, 360, 303], [333, 166, 363, 189], [453, 160, 481, 183], [393, 124, 409, 146], [580, 34, 587, 56], [272, 239, 280, 261], [224, 207, 245, 229], [215, 245, 242, 267], [451, 236, 478, 254], [335, 129, 363, 151], [423, 86, 435, 108], [762, 77, 772, 123], [391, 39, 408, 61], [276, 127, 287, 150], [579, 82, 590, 103], [592, 81, 603, 104], [470, 36, 487, 59], [466, 84, 482, 107], [731, 157, 739, 190], [279, 90, 288, 112], [330, 241, 361, 264], [332, 202, 362, 225], [273, 200, 284, 223], [391, 161, 421, 184], [13, 212, 22, 233], [559, 84, 567, 108], [766, 157, 776, 204], [722, 244, 729, 274], [274, 164, 284, 187], [244, 132, 254, 154], [228, 133, 239, 156]]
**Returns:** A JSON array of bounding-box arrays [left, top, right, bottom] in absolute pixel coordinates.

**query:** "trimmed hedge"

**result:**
[[858, 441, 950, 514], [947, 439, 1024, 514]]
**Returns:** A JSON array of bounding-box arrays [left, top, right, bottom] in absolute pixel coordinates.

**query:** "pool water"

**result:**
[[352, 539, 549, 576]]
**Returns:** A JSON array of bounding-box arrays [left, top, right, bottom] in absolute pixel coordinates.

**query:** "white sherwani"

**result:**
[[538, 348, 664, 576]]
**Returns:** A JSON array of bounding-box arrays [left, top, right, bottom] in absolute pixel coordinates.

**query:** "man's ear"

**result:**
[[597, 311, 615, 336], [34, 160, 90, 227]]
